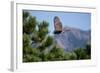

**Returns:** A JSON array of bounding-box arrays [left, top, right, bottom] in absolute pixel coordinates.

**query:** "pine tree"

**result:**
[[23, 11, 56, 62]]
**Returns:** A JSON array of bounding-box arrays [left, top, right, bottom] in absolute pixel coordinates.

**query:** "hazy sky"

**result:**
[[24, 10, 91, 35]]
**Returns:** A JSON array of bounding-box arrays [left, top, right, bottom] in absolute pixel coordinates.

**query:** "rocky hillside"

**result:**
[[53, 26, 91, 52]]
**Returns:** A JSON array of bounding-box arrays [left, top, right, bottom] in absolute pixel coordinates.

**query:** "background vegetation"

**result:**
[[23, 11, 91, 62]]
